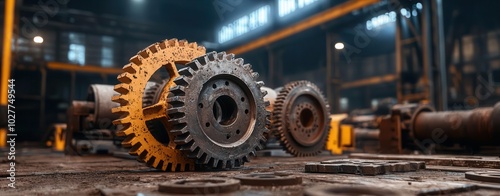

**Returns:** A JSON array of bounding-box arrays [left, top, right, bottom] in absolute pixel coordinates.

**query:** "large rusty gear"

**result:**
[[272, 80, 330, 157], [167, 51, 269, 168], [111, 39, 206, 171]]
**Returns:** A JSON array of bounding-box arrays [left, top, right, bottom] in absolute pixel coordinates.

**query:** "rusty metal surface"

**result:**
[[272, 81, 330, 157], [305, 159, 425, 175], [87, 84, 120, 126], [3, 149, 500, 195], [167, 51, 269, 169], [465, 171, 500, 183], [350, 153, 500, 169], [158, 178, 240, 194], [234, 172, 302, 186], [304, 185, 404, 196], [111, 38, 206, 171], [413, 102, 500, 145]]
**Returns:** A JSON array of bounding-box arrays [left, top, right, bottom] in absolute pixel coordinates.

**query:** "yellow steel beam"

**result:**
[[46, 62, 123, 75], [228, 0, 380, 55], [1, 0, 16, 148], [341, 74, 397, 89]]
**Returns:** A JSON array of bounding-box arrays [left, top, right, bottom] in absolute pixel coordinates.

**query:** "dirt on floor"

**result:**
[[1, 148, 499, 196]]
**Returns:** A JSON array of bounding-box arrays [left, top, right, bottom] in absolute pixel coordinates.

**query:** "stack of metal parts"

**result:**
[[305, 159, 426, 176]]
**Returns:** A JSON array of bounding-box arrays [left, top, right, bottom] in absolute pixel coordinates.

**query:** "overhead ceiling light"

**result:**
[[334, 42, 344, 50], [33, 36, 44, 44]]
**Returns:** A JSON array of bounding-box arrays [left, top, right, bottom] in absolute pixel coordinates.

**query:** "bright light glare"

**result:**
[[366, 11, 396, 30], [416, 2, 423, 9], [334, 42, 344, 50], [132, 0, 143, 3], [218, 5, 270, 43], [33, 36, 44, 44]]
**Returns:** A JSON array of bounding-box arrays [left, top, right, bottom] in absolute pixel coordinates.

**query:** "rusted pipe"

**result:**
[[412, 102, 500, 145]]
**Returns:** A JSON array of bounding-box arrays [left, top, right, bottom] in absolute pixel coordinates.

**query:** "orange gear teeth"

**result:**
[[111, 38, 206, 171]]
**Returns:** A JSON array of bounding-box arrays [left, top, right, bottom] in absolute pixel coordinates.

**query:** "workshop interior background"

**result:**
[[1, 0, 500, 195]]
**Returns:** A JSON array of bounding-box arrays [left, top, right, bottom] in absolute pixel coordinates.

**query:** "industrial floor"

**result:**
[[1, 148, 500, 196]]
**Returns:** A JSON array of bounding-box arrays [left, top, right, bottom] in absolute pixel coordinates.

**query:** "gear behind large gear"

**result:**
[[272, 80, 330, 157], [111, 39, 205, 171], [167, 51, 269, 169]]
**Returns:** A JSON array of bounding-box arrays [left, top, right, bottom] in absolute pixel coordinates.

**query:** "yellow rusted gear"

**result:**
[[111, 38, 206, 171]]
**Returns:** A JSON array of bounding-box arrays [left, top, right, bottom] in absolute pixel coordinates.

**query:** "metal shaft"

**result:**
[[413, 102, 500, 145]]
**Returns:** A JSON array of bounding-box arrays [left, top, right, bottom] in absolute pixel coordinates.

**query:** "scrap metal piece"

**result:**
[[158, 178, 240, 194], [234, 172, 302, 186], [167, 51, 269, 168], [305, 159, 425, 175], [111, 39, 206, 171], [465, 171, 500, 183], [304, 185, 403, 196], [272, 80, 330, 157]]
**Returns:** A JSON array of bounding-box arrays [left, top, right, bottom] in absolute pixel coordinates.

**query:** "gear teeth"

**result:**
[[178, 67, 195, 77], [167, 38, 179, 47], [175, 134, 193, 145], [122, 63, 137, 74], [114, 84, 130, 94], [122, 135, 140, 148], [113, 116, 131, 125], [235, 58, 244, 65], [111, 95, 128, 105], [129, 55, 142, 65], [188, 42, 198, 49], [168, 116, 187, 126], [117, 73, 134, 84], [138, 49, 149, 58], [206, 51, 217, 61], [261, 90, 268, 96], [197, 46, 206, 51], [116, 126, 133, 137], [167, 96, 185, 107], [200, 154, 210, 164], [216, 52, 226, 60], [179, 39, 188, 46], [251, 72, 259, 79], [256, 81, 264, 88], [221, 160, 227, 169], [128, 145, 144, 156], [169, 85, 186, 96], [147, 43, 159, 53], [211, 159, 220, 168], [111, 106, 129, 114], [243, 64, 252, 70], [226, 53, 235, 60], [173, 76, 189, 86], [187, 60, 201, 71], [170, 123, 188, 135]]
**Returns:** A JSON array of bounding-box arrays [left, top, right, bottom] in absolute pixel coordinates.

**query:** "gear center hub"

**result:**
[[197, 77, 255, 147], [213, 95, 238, 126]]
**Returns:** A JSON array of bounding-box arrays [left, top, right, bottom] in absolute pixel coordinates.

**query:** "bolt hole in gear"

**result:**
[[111, 38, 206, 171], [167, 51, 269, 169], [272, 81, 330, 157]]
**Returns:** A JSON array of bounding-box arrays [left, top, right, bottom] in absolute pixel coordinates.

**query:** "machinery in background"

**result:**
[[64, 84, 125, 155], [379, 102, 500, 154], [262, 81, 331, 157]]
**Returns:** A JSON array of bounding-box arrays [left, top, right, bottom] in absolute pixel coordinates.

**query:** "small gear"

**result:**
[[111, 38, 206, 171], [167, 51, 269, 168], [272, 81, 330, 157]]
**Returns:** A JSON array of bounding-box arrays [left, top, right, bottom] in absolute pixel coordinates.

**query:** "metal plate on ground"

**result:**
[[304, 185, 404, 196], [158, 178, 240, 194], [234, 172, 302, 186], [465, 171, 500, 183], [305, 159, 425, 175]]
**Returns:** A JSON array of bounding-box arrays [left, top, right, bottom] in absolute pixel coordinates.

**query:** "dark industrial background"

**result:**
[[1, 0, 499, 142]]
